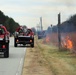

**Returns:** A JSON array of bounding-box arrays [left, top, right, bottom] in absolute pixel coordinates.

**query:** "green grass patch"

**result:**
[[37, 39, 76, 75]]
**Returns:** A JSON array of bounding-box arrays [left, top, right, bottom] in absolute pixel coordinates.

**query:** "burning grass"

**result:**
[[22, 36, 76, 75], [37, 39, 76, 75], [43, 32, 76, 53]]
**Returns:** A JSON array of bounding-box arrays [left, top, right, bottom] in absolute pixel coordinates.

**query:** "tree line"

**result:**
[[0, 10, 20, 34], [47, 14, 76, 33]]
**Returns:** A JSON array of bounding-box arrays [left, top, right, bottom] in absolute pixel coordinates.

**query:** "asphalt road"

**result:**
[[0, 37, 26, 75]]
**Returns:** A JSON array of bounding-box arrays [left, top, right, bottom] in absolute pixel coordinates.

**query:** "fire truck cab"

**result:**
[[0, 24, 10, 58]]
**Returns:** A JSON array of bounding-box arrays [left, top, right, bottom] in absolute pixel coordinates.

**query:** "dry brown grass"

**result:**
[[37, 39, 76, 75], [22, 36, 76, 75], [22, 37, 53, 75]]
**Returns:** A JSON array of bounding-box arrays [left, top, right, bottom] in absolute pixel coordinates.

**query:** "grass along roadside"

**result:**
[[22, 37, 76, 75], [22, 37, 53, 75], [37, 39, 76, 75]]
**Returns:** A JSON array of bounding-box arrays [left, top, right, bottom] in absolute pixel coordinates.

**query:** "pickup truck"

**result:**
[[14, 26, 34, 47], [0, 25, 10, 58]]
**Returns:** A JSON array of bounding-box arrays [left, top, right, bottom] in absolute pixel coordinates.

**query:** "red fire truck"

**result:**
[[0, 25, 10, 58], [14, 26, 34, 47]]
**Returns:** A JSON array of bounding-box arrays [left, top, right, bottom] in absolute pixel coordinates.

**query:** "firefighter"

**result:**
[[22, 26, 27, 33]]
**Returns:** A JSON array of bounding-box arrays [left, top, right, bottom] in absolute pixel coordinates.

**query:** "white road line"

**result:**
[[16, 58, 23, 75], [20, 58, 23, 65], [16, 49, 26, 75]]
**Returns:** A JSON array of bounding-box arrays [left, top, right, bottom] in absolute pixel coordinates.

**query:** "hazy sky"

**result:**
[[0, 0, 76, 29]]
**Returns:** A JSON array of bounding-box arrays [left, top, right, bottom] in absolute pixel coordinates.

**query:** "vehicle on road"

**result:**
[[14, 26, 34, 47], [0, 24, 10, 58], [37, 30, 46, 39]]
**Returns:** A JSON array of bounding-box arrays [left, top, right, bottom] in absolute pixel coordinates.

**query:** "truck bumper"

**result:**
[[15, 36, 34, 44]]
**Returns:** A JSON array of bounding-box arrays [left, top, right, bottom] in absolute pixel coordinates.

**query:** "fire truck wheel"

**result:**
[[14, 42, 17, 47], [14, 38, 17, 47], [4, 43, 9, 58], [31, 43, 34, 48]]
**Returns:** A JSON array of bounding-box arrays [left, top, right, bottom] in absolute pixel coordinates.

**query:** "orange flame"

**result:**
[[62, 36, 73, 49], [46, 36, 50, 43], [66, 36, 73, 49]]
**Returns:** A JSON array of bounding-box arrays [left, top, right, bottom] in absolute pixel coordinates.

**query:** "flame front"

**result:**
[[46, 36, 50, 43], [66, 37, 73, 49], [62, 36, 73, 49]]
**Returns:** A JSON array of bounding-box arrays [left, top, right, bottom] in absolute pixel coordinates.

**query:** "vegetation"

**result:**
[[47, 14, 76, 33], [22, 37, 53, 75], [0, 10, 20, 34], [37, 39, 76, 75], [22, 36, 76, 75]]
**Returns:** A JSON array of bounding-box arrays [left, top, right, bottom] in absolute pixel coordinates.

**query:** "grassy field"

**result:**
[[22, 37, 76, 75], [37, 39, 76, 75]]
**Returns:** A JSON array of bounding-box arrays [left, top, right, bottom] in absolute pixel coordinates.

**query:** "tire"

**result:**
[[31, 38, 34, 48], [15, 42, 17, 47], [31, 38, 34, 47], [31, 43, 34, 48], [14, 38, 17, 47], [4, 43, 9, 58]]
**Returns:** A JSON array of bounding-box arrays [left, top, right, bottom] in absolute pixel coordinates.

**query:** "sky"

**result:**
[[0, 0, 76, 30]]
